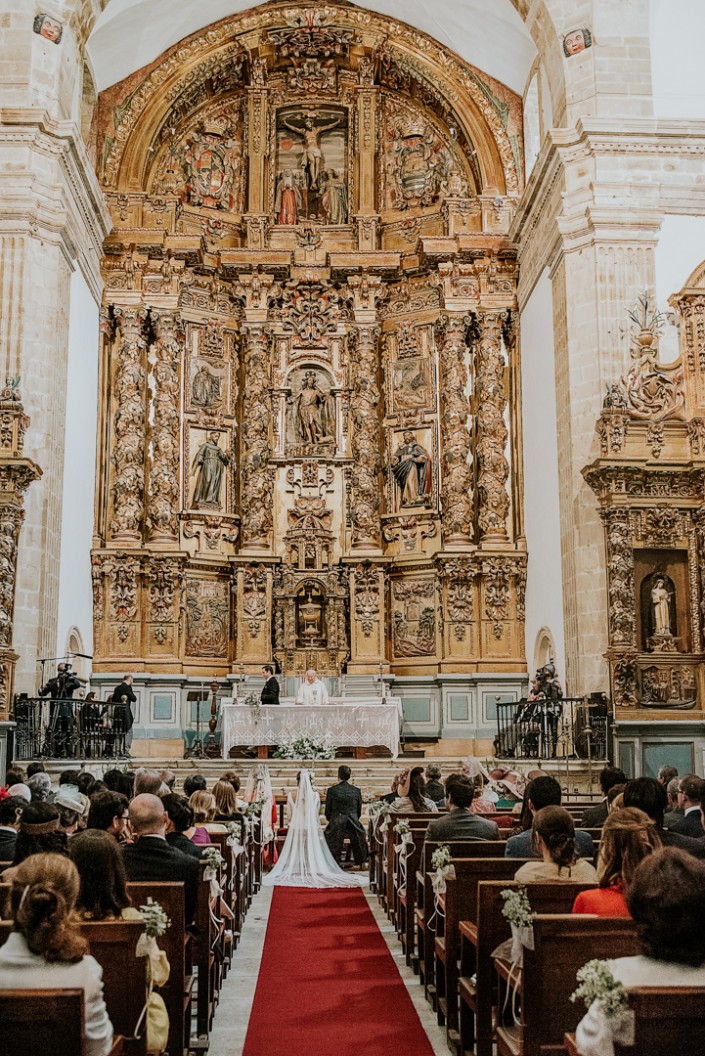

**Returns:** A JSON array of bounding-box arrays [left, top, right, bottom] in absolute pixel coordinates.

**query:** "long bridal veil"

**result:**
[[262, 769, 367, 889]]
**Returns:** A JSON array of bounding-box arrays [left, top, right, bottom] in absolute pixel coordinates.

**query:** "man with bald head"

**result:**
[[122, 793, 200, 923]]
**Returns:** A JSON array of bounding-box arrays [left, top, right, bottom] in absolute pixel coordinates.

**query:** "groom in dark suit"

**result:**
[[324, 765, 368, 867], [260, 665, 280, 706]]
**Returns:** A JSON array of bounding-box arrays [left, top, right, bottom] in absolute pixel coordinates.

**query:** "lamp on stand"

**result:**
[[205, 679, 221, 758]]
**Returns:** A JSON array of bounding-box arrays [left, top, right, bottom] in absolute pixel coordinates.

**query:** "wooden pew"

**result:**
[[190, 857, 229, 1039], [416, 842, 510, 1004], [0, 989, 124, 1056], [459, 880, 596, 1056], [565, 987, 705, 1056], [127, 881, 191, 1056], [494, 915, 638, 1056], [384, 814, 447, 924], [435, 858, 525, 1043], [79, 919, 148, 1056]]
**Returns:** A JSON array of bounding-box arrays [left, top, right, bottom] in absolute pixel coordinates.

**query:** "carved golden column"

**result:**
[[0, 381, 41, 719], [147, 311, 182, 543], [244, 74, 269, 248], [239, 324, 274, 552], [348, 326, 382, 552], [436, 313, 474, 546], [354, 57, 379, 251], [475, 310, 510, 544], [110, 307, 148, 545]]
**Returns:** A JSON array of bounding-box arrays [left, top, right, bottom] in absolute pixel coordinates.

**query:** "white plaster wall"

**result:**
[[520, 268, 565, 681], [650, 1, 705, 119], [56, 269, 99, 660], [655, 215, 705, 362]]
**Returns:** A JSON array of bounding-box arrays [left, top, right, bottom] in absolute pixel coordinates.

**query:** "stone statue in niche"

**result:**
[[391, 430, 433, 509], [641, 571, 679, 653], [276, 107, 347, 222], [191, 363, 222, 408], [191, 431, 229, 507], [290, 370, 335, 446]]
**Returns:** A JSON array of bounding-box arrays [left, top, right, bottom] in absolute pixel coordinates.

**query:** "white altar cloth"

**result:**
[[221, 698, 403, 758]]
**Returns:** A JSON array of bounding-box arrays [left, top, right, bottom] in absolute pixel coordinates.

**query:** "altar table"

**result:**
[[221, 698, 403, 759]]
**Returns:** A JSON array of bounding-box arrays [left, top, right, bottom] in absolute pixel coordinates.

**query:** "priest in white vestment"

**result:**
[[296, 669, 329, 706]]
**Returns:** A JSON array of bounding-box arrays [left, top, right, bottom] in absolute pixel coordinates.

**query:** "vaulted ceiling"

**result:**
[[88, 0, 536, 94]]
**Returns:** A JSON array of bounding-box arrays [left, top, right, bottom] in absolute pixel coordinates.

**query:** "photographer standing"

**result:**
[[39, 662, 80, 757], [111, 674, 137, 758]]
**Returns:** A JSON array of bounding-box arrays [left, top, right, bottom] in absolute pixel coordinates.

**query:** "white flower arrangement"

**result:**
[[138, 898, 170, 939], [273, 733, 335, 760], [571, 960, 629, 1017], [393, 818, 411, 835], [501, 885, 534, 930], [243, 797, 266, 820], [244, 691, 261, 716], [201, 846, 226, 871], [431, 844, 452, 871]]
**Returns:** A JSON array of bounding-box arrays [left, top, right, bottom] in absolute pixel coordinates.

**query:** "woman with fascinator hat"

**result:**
[[263, 769, 367, 889]]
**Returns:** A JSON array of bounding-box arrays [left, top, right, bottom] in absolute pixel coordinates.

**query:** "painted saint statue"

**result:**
[[192, 431, 229, 506], [651, 578, 673, 636], [392, 430, 433, 507]]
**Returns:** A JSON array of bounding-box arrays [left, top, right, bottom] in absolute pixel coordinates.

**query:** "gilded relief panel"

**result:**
[[185, 578, 230, 659]]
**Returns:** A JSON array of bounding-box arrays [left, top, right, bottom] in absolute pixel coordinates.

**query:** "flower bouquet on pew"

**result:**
[[500, 883, 535, 965], [430, 843, 455, 895]]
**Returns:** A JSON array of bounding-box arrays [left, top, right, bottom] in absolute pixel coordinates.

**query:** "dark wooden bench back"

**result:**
[[615, 987, 705, 1055], [521, 915, 638, 1056], [79, 919, 147, 1056], [0, 989, 86, 1056], [126, 881, 186, 1056]]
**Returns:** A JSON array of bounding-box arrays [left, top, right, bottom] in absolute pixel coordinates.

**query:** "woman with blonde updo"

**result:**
[[514, 805, 598, 883], [0, 853, 114, 1056], [186, 790, 228, 844], [572, 807, 661, 916]]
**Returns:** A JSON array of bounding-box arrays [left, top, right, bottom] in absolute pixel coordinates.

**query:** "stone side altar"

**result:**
[[221, 698, 403, 758], [88, 2, 528, 747]]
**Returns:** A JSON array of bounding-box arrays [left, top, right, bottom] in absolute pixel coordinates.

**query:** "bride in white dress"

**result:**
[[262, 769, 367, 889]]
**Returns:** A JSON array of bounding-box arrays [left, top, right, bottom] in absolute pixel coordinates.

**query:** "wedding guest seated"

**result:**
[[27, 772, 53, 803], [663, 776, 683, 828], [423, 764, 446, 808], [213, 779, 244, 823], [122, 793, 200, 924], [26, 761, 46, 779], [607, 782, 626, 814], [506, 776, 595, 859], [572, 807, 661, 917], [158, 769, 176, 792], [0, 795, 24, 861], [133, 768, 165, 797], [575, 848, 705, 1056], [77, 772, 98, 798], [183, 773, 207, 798], [187, 790, 229, 840], [514, 805, 598, 883], [389, 767, 439, 814], [54, 785, 90, 835], [6, 802, 68, 882], [71, 829, 171, 1052], [222, 771, 248, 811], [59, 769, 81, 787], [461, 757, 499, 812], [657, 764, 679, 788], [5, 766, 26, 788], [664, 775, 705, 838], [162, 794, 204, 859], [379, 772, 402, 806], [7, 782, 31, 802], [623, 777, 705, 859], [0, 854, 115, 1056], [580, 765, 626, 828], [86, 791, 131, 843], [424, 774, 499, 841]]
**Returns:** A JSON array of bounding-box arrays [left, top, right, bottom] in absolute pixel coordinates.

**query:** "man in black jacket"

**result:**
[[0, 796, 24, 861], [665, 775, 705, 838], [260, 665, 280, 706], [623, 777, 705, 859], [580, 765, 626, 828], [122, 793, 201, 923], [111, 674, 137, 757], [162, 793, 204, 860], [40, 663, 81, 756], [324, 765, 367, 867]]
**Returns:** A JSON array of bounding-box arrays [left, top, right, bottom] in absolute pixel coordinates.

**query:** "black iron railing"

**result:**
[[495, 697, 609, 761], [13, 698, 131, 760]]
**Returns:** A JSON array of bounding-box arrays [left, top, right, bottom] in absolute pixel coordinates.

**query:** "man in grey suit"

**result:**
[[424, 775, 500, 841], [324, 765, 368, 866]]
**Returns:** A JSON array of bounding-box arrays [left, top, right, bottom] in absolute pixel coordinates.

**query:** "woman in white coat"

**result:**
[[0, 853, 114, 1056]]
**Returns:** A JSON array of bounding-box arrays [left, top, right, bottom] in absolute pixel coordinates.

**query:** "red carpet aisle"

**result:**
[[242, 888, 436, 1056]]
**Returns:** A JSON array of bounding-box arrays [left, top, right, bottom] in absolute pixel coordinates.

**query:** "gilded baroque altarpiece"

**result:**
[[90, 3, 527, 684]]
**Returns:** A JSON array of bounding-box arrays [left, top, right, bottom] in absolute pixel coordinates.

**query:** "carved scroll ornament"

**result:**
[[353, 565, 381, 637], [111, 308, 147, 539], [148, 312, 182, 538], [475, 311, 509, 542]]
